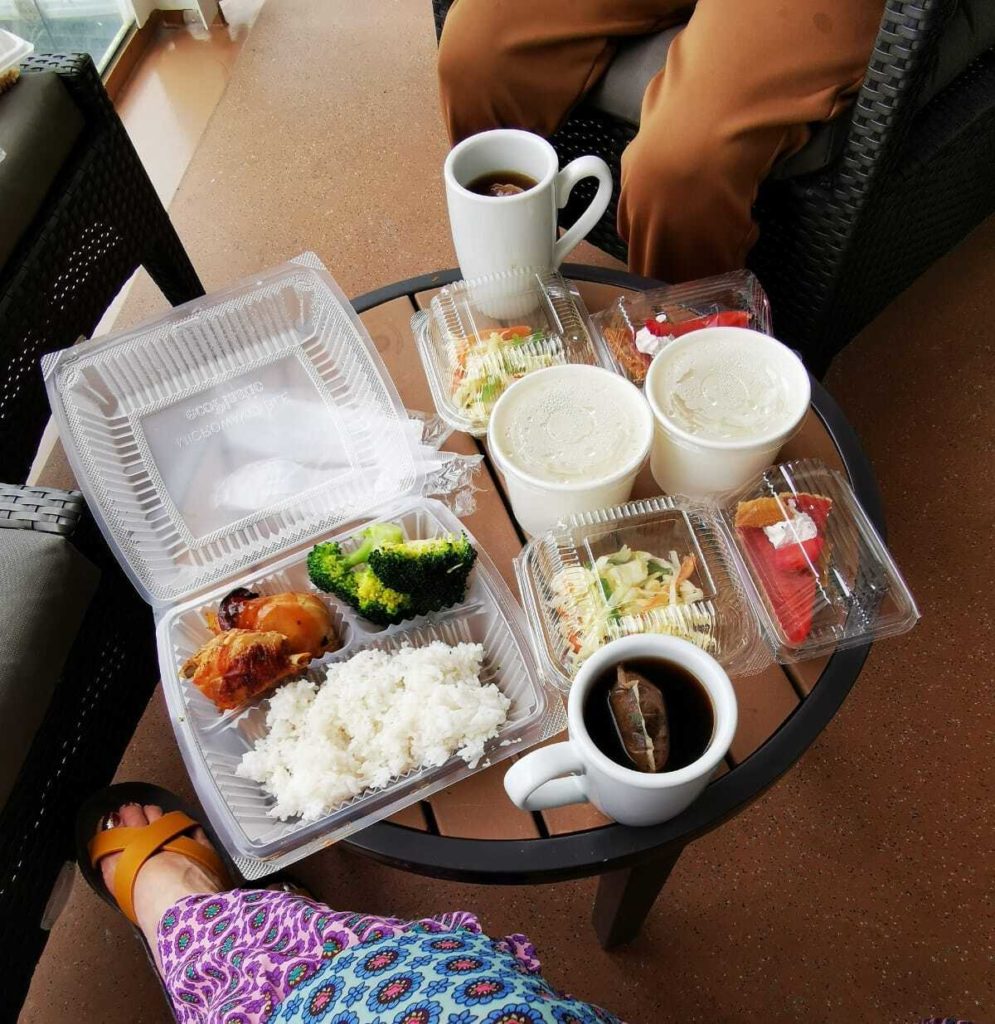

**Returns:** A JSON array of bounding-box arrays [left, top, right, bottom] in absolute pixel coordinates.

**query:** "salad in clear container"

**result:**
[[411, 267, 610, 436]]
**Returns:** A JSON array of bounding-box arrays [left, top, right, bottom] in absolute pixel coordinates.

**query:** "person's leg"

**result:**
[[438, 0, 692, 142], [618, 0, 885, 281], [98, 802, 224, 972], [96, 803, 366, 1021]]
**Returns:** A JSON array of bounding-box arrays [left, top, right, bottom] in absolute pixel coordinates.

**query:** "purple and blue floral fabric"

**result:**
[[157, 890, 624, 1024]]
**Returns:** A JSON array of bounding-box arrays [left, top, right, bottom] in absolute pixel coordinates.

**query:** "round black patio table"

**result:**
[[340, 265, 881, 949]]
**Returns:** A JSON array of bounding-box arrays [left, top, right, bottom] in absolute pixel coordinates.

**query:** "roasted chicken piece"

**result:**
[[208, 588, 339, 659], [182, 629, 313, 711]]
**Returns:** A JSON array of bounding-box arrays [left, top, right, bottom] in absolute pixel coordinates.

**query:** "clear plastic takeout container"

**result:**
[[593, 269, 772, 385], [516, 458, 919, 691], [411, 267, 611, 437], [159, 499, 562, 878], [44, 254, 565, 878]]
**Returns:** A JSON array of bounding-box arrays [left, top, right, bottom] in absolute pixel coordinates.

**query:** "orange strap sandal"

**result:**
[[76, 782, 239, 1013], [88, 810, 230, 925]]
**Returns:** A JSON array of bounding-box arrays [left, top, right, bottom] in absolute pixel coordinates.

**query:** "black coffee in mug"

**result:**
[[465, 169, 539, 197], [583, 657, 715, 773]]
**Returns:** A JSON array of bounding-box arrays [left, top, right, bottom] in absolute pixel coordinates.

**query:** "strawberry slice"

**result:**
[[735, 491, 833, 646], [791, 493, 833, 530], [771, 535, 824, 573], [669, 310, 751, 338]]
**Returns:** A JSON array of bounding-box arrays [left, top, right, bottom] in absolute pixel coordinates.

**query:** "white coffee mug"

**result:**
[[504, 636, 737, 827], [444, 129, 613, 280]]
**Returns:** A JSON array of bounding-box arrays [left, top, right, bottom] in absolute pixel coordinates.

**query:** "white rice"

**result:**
[[236, 641, 509, 822]]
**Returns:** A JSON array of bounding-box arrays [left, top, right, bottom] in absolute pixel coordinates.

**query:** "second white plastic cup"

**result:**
[[488, 364, 654, 536], [645, 326, 810, 498]]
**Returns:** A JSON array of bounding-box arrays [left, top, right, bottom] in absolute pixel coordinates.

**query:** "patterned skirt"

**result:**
[[158, 890, 625, 1024]]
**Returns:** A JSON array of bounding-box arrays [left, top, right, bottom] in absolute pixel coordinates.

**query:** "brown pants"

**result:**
[[438, 0, 884, 281]]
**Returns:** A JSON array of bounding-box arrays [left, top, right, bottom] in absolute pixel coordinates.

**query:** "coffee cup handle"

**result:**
[[551, 156, 614, 268], [503, 742, 588, 811]]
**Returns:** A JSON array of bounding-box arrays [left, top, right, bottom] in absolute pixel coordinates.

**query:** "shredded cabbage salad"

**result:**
[[450, 326, 566, 422], [551, 545, 716, 670]]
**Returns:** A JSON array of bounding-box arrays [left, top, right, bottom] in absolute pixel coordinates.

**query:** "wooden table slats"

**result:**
[[387, 803, 431, 831]]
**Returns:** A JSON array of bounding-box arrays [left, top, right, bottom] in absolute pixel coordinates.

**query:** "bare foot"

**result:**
[[98, 803, 226, 968]]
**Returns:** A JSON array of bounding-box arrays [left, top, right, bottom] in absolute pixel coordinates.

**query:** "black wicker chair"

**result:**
[[0, 489, 157, 1022], [433, 0, 995, 375], [0, 54, 199, 1019], [0, 52, 204, 483]]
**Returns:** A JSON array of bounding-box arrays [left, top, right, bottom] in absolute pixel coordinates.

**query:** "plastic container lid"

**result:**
[[593, 269, 772, 385], [722, 458, 919, 662], [0, 30, 32, 75], [411, 267, 611, 437], [488, 364, 653, 490], [516, 457, 919, 690], [43, 256, 423, 608]]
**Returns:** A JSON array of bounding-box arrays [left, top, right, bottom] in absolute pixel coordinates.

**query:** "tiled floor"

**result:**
[[116, 0, 266, 205], [19, 1, 995, 1022]]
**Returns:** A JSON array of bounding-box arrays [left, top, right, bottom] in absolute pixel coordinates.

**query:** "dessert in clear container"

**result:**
[[594, 269, 773, 384], [723, 458, 920, 661]]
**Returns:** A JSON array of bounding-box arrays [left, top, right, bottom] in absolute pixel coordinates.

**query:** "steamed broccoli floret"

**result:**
[[307, 524, 476, 626], [350, 567, 412, 626], [307, 523, 404, 591], [306, 541, 352, 597], [368, 533, 477, 613], [307, 523, 411, 626], [344, 522, 405, 567]]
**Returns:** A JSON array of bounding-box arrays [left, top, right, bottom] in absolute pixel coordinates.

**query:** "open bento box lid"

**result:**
[[43, 255, 440, 608], [411, 266, 612, 437], [516, 458, 920, 691]]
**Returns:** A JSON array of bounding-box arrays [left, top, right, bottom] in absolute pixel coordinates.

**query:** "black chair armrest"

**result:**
[[433, 0, 456, 42], [0, 482, 84, 537], [20, 53, 115, 138]]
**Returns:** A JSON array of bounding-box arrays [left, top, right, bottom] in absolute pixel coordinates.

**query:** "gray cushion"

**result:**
[[585, 0, 995, 180], [0, 71, 85, 269], [0, 530, 98, 807], [587, 27, 680, 131]]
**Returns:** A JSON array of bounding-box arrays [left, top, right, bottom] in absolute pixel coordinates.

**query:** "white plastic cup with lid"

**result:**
[[644, 326, 810, 498], [487, 364, 654, 536]]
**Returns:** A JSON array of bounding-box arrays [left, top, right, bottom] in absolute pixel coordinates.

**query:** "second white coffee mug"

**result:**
[[504, 635, 737, 827], [444, 129, 613, 280]]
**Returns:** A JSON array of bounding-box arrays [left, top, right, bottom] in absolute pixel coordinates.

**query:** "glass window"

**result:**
[[0, 0, 133, 72]]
